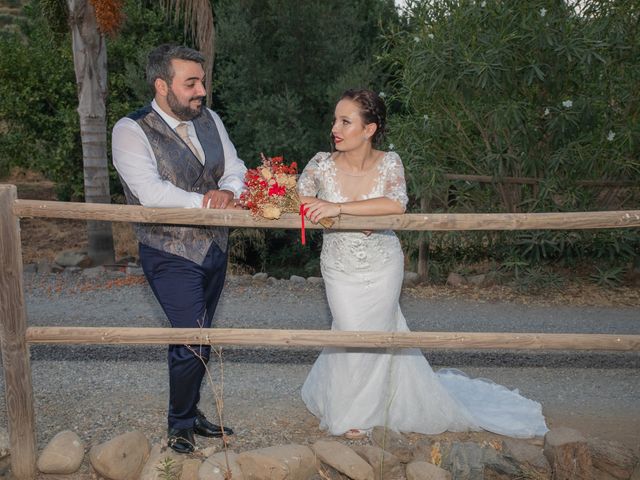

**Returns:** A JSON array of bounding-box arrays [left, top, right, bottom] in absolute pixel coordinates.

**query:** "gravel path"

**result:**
[[1, 271, 639, 460]]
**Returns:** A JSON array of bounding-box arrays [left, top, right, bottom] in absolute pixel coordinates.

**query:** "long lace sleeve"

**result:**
[[383, 152, 409, 209], [297, 154, 323, 197]]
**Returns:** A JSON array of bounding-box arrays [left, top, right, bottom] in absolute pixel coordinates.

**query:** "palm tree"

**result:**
[[56, 0, 215, 264]]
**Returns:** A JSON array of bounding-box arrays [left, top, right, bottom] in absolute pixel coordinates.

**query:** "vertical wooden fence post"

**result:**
[[0, 185, 37, 479]]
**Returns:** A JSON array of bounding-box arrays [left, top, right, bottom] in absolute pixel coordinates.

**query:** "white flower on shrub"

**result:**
[[544, 107, 550, 116], [480, 1, 486, 7], [414, 36, 420, 42], [540, 8, 547, 17], [607, 130, 616, 141], [562, 99, 573, 108], [379, 91, 386, 98], [428, 33, 434, 39], [389, 143, 395, 150]]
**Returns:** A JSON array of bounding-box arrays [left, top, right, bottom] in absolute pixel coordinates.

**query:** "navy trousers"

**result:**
[[139, 242, 227, 430]]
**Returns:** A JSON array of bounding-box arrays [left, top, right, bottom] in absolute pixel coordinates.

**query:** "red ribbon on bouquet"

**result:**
[[299, 204, 307, 245]]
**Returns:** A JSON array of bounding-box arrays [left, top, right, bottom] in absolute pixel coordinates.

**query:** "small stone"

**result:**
[[252, 272, 268, 282], [37, 430, 85, 474], [36, 261, 53, 274], [268, 277, 279, 284], [289, 275, 306, 284], [89, 430, 150, 480], [446, 272, 466, 286], [406, 460, 451, 480], [306, 276, 324, 285], [55, 250, 92, 268]]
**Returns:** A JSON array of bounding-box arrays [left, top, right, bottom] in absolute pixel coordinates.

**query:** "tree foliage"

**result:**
[[212, 0, 398, 167], [0, 0, 186, 198], [383, 0, 640, 213]]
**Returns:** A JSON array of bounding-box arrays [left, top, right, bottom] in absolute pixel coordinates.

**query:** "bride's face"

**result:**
[[331, 99, 376, 152]]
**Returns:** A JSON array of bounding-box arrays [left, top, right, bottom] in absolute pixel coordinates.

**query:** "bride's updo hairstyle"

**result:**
[[340, 89, 387, 146]]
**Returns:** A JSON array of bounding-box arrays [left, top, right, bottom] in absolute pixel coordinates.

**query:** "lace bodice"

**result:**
[[297, 151, 408, 206], [298, 151, 408, 272]]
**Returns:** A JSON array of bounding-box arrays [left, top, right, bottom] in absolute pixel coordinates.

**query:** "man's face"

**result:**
[[165, 58, 206, 121]]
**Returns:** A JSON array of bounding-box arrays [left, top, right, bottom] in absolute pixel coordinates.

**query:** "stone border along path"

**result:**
[[0, 266, 638, 478]]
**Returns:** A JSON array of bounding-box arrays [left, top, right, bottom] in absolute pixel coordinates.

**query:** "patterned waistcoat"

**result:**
[[120, 105, 228, 265]]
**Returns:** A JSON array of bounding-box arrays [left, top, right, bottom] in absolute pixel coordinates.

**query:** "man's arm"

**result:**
[[112, 118, 204, 208]]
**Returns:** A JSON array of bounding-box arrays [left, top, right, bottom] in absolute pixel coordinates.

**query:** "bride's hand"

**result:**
[[303, 199, 341, 224]]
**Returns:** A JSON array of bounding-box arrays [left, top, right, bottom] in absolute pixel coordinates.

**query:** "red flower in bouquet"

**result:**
[[240, 154, 300, 219]]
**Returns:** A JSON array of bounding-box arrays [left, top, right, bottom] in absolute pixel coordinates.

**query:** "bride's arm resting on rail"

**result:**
[[299, 195, 405, 224]]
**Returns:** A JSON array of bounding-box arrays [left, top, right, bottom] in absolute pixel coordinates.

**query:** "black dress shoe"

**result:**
[[193, 409, 234, 437], [167, 427, 195, 454]]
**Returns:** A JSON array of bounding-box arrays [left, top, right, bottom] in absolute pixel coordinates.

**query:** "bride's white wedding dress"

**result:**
[[297, 151, 548, 438]]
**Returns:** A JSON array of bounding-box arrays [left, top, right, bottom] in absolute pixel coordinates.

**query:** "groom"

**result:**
[[112, 44, 246, 453]]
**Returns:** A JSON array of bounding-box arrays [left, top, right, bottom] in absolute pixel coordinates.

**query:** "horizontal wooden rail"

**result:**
[[25, 327, 640, 351], [443, 173, 638, 188], [11, 199, 640, 231]]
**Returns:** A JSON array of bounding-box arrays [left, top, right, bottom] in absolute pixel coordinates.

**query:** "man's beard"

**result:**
[[167, 88, 204, 121]]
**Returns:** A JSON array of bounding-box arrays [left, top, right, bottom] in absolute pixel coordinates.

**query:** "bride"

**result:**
[[297, 88, 548, 440]]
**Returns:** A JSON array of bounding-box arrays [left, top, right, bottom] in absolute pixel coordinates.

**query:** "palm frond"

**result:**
[[161, 0, 215, 106]]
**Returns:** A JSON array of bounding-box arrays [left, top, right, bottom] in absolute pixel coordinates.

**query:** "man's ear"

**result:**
[[155, 78, 169, 97]]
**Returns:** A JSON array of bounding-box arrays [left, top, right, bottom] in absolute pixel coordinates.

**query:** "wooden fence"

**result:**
[[1, 183, 640, 478]]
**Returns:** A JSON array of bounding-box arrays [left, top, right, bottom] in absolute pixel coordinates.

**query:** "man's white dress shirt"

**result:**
[[112, 99, 246, 208]]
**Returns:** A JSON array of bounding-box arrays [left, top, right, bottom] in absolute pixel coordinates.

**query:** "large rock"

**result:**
[[312, 440, 374, 480], [139, 444, 184, 480], [37, 430, 85, 474], [199, 451, 244, 480], [543, 427, 592, 480], [236, 444, 315, 480], [440, 442, 518, 480], [352, 445, 403, 480], [406, 461, 451, 480], [89, 430, 150, 480], [371, 427, 413, 463], [588, 438, 638, 480], [55, 250, 92, 268], [181, 458, 202, 480], [502, 438, 550, 476]]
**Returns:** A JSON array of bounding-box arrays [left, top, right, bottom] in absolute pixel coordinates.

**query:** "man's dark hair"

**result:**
[[146, 44, 205, 92]]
